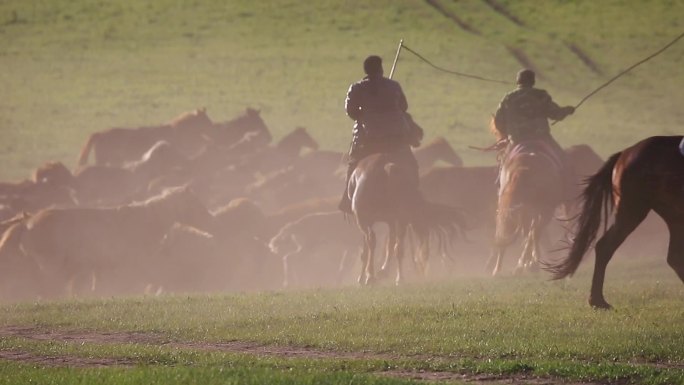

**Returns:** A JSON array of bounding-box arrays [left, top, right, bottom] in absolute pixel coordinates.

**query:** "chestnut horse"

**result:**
[[78, 108, 214, 166], [547, 136, 684, 309], [348, 152, 466, 285], [413, 136, 463, 170], [0, 186, 214, 298], [488, 140, 566, 276]]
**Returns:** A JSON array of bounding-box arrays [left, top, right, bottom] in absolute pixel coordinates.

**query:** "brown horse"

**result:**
[[547, 136, 684, 309], [413, 136, 463, 170], [348, 152, 466, 285], [0, 186, 214, 298], [269, 211, 362, 288], [211, 108, 272, 149], [236, 126, 320, 177], [488, 139, 565, 276], [78, 108, 214, 166]]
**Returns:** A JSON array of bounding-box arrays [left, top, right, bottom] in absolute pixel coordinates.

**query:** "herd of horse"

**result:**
[[0, 106, 681, 307]]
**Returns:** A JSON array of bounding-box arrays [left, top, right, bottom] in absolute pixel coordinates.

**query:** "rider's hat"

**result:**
[[516, 69, 535, 86]]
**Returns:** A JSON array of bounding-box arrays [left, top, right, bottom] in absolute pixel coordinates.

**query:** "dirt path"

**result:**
[[0, 326, 675, 384]]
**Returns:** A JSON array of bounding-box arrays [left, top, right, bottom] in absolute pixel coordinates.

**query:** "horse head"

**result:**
[[277, 126, 319, 155], [212, 108, 272, 147]]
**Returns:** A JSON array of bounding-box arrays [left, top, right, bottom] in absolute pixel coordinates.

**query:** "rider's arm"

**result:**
[[345, 84, 362, 121], [542, 91, 574, 121], [396, 83, 408, 112], [493, 97, 508, 137]]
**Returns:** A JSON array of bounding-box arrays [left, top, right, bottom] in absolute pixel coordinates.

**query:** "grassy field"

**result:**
[[1, 1, 683, 383], [0, 257, 682, 384], [1, 0, 683, 179]]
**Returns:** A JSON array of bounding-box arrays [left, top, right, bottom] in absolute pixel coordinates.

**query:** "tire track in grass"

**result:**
[[481, 0, 525, 27], [0, 326, 680, 383], [424, 0, 480, 36], [0, 349, 136, 368], [481, 0, 602, 75]]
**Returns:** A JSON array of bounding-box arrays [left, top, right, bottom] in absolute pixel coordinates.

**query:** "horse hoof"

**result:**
[[527, 262, 541, 273], [377, 268, 390, 279], [365, 276, 376, 286], [589, 297, 613, 310]]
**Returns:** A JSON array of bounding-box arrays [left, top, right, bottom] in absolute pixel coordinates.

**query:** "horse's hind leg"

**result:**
[[665, 222, 684, 283], [394, 224, 408, 285], [515, 222, 535, 275], [378, 225, 396, 279], [359, 227, 377, 286], [591, 201, 649, 309]]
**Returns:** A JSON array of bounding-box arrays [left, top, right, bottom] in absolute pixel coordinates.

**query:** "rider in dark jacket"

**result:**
[[494, 69, 574, 153], [493, 69, 577, 201], [338, 55, 419, 214]]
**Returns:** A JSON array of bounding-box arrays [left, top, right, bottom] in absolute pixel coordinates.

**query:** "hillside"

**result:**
[[0, 0, 682, 179]]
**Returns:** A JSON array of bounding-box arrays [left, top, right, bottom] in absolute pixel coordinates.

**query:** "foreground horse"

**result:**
[[547, 136, 684, 309], [488, 140, 565, 275], [348, 152, 466, 285], [0, 186, 214, 297]]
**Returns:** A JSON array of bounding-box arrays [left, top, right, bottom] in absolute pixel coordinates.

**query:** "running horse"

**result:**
[[487, 123, 567, 276], [348, 151, 466, 285], [547, 136, 684, 309]]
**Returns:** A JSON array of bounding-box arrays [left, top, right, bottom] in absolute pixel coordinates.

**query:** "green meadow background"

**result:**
[[1, 0, 683, 180], [1, 2, 683, 382]]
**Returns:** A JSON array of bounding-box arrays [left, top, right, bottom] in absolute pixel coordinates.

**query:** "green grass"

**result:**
[[0, 258, 682, 384], [1, 0, 684, 179], [1, 1, 683, 383]]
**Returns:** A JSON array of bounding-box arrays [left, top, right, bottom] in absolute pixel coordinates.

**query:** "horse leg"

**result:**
[[590, 202, 649, 309], [394, 224, 407, 285], [415, 233, 430, 279], [665, 221, 684, 283], [361, 227, 377, 286], [528, 215, 550, 273], [378, 224, 395, 279], [514, 223, 534, 275], [282, 235, 304, 288], [357, 234, 369, 286], [488, 246, 506, 277]]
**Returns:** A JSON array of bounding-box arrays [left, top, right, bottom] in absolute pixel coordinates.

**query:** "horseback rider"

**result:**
[[338, 55, 421, 214], [493, 69, 576, 198], [494, 69, 574, 151]]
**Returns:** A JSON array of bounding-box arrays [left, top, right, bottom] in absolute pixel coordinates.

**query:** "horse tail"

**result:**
[[78, 132, 99, 166], [547, 151, 621, 279], [413, 199, 468, 257]]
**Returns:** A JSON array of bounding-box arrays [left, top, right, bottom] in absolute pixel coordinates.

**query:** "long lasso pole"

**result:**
[[389, 39, 404, 79]]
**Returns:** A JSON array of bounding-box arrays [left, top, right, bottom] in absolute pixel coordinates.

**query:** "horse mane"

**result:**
[[128, 185, 189, 208], [213, 197, 271, 239], [168, 107, 212, 127]]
